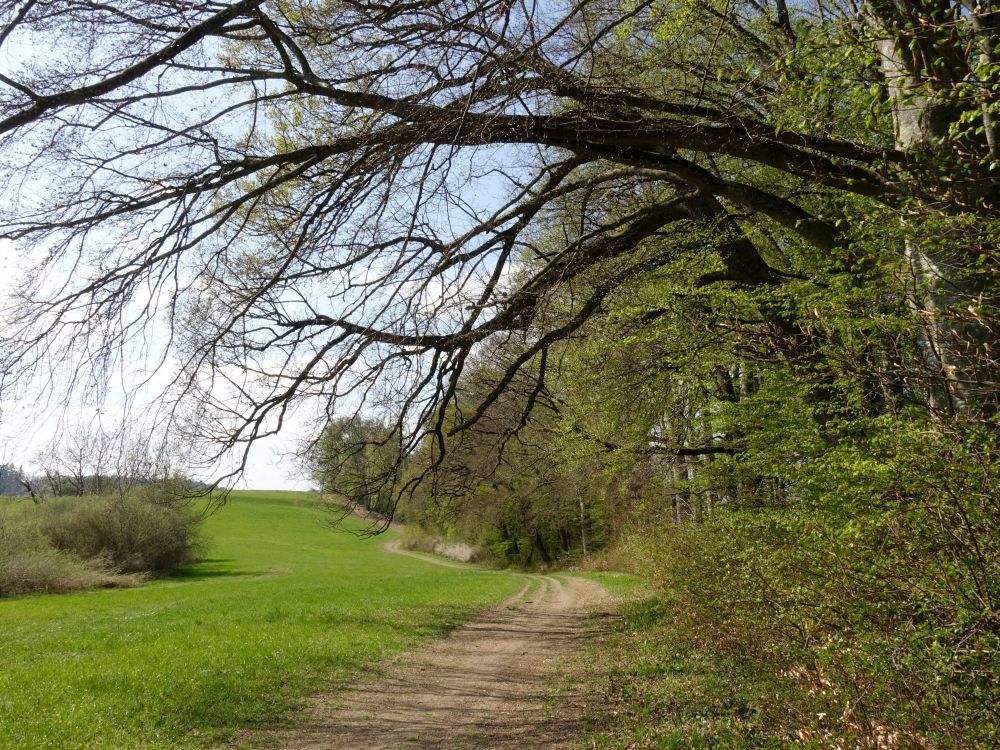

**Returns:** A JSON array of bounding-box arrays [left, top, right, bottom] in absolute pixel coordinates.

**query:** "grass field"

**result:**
[[0, 490, 523, 750]]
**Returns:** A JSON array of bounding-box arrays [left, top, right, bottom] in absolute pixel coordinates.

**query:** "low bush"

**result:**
[[38, 485, 203, 574], [634, 466, 1000, 748], [0, 510, 120, 596], [0, 483, 203, 597], [583, 596, 803, 749]]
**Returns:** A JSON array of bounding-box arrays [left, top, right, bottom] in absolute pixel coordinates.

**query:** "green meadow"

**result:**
[[0, 490, 523, 750]]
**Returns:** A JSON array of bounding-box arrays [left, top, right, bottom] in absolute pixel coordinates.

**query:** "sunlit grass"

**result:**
[[0, 490, 522, 750], [582, 597, 802, 749]]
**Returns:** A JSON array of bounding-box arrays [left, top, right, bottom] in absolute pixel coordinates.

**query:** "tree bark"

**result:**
[[875, 7, 1000, 415]]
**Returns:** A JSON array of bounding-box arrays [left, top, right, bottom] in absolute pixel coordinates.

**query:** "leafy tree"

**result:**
[[307, 415, 400, 518], [1, 3, 999, 743], [400, 341, 608, 564], [0, 0, 996, 484]]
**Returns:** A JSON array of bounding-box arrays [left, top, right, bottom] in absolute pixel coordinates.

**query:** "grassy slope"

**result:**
[[0, 491, 522, 750]]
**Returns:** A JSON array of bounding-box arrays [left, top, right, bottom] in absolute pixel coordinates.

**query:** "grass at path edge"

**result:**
[[577, 595, 809, 750]]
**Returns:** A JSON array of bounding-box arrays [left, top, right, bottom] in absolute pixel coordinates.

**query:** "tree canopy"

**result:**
[[2, 0, 997, 482], [2, 1, 999, 744]]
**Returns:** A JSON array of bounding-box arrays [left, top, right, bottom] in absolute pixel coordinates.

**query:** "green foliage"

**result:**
[[583, 597, 802, 749], [547, 208, 999, 744], [631, 418, 1000, 748]]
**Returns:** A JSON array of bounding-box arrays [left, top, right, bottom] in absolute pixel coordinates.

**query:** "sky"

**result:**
[[0, 238, 313, 491], [0, 25, 313, 491]]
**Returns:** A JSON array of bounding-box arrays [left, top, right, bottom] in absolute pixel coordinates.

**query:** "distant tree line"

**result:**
[[1, 427, 200, 500]]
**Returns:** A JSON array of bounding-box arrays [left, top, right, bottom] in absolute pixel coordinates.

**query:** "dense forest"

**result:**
[[1, 0, 998, 746]]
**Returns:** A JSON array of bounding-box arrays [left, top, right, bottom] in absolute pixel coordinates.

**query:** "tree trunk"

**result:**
[[876, 15, 999, 416]]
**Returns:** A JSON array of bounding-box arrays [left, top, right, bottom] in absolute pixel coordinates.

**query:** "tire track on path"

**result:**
[[251, 539, 615, 750]]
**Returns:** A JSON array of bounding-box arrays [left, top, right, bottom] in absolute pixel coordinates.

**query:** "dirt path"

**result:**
[[382, 538, 471, 569], [252, 541, 615, 750]]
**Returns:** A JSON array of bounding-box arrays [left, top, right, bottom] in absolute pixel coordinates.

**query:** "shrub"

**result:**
[[398, 524, 439, 554], [635, 429, 1000, 750], [0, 510, 119, 596], [37, 486, 202, 574]]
